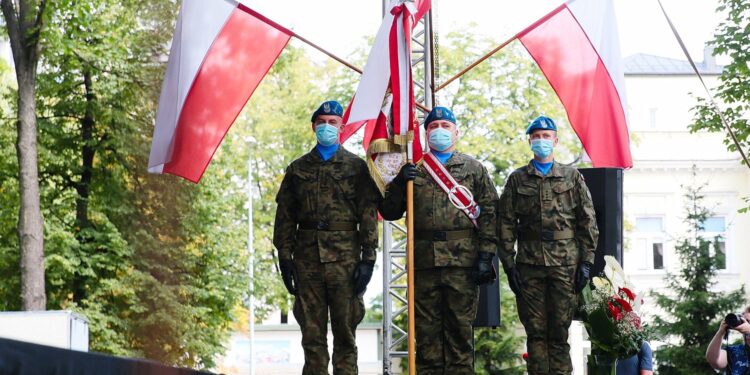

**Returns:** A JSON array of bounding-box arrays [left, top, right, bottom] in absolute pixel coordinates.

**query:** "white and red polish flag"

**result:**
[[517, 0, 632, 168], [148, 0, 292, 183], [341, 0, 431, 153]]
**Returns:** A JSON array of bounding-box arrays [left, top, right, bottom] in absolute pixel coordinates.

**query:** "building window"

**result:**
[[652, 243, 664, 269], [649, 108, 658, 129], [701, 216, 727, 270], [633, 217, 665, 271]]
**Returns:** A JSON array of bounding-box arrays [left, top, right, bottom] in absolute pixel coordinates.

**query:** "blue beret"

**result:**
[[423, 106, 456, 128], [526, 115, 558, 134], [311, 100, 344, 122]]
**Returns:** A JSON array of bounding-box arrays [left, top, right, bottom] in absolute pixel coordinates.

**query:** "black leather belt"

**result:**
[[518, 229, 575, 241], [298, 221, 357, 231], [415, 229, 474, 241]]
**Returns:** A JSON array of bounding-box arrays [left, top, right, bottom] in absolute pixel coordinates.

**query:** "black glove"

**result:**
[[474, 252, 497, 285], [353, 260, 375, 295], [506, 266, 522, 295], [392, 163, 417, 188], [279, 259, 299, 295], [575, 261, 593, 293]]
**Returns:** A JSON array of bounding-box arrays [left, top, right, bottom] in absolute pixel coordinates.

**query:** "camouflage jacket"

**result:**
[[497, 160, 599, 269], [273, 147, 380, 263], [379, 152, 498, 270]]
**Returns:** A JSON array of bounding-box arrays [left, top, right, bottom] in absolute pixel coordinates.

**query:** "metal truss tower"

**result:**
[[381, 2, 434, 373]]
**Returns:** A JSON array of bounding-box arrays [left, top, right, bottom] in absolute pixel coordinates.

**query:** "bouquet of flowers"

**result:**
[[580, 256, 647, 370]]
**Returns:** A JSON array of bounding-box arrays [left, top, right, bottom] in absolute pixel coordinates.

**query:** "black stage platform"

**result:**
[[0, 337, 215, 375]]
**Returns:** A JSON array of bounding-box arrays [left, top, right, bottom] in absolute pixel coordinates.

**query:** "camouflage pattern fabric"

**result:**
[[379, 152, 498, 373], [414, 267, 478, 375], [273, 147, 379, 374], [292, 258, 365, 375], [497, 161, 599, 375], [379, 152, 499, 270], [516, 263, 577, 375], [497, 161, 598, 270]]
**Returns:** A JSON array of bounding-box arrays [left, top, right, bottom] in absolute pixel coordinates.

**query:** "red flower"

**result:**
[[522, 352, 529, 360], [614, 297, 633, 313], [632, 315, 642, 329], [607, 301, 623, 321], [619, 287, 636, 301]]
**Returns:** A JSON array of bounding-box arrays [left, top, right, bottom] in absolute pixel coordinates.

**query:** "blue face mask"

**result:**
[[428, 128, 453, 152], [315, 124, 339, 146], [531, 139, 554, 158]]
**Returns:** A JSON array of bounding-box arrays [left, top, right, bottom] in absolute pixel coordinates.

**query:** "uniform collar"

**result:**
[[525, 159, 563, 178], [444, 151, 466, 167], [306, 145, 345, 164]]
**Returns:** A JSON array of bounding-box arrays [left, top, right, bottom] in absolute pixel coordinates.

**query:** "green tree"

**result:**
[[1, 0, 49, 311], [229, 43, 330, 323], [436, 29, 584, 186], [1, 0, 249, 368], [651, 173, 745, 374], [691, 0, 750, 175]]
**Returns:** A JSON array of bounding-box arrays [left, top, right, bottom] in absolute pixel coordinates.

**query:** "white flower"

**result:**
[[604, 255, 628, 290]]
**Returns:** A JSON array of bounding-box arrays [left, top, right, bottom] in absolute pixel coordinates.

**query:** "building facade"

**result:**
[[622, 50, 750, 314]]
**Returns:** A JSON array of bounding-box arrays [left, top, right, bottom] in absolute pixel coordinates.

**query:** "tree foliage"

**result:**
[[0, 7, 586, 371], [435, 29, 584, 186], [691, 0, 750, 170], [651, 173, 745, 374], [1, 0, 50, 311], [1, 0, 247, 368]]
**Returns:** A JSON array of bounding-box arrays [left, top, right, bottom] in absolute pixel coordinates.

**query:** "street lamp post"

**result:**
[[247, 140, 256, 375]]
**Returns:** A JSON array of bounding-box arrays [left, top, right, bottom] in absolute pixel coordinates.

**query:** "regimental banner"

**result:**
[[341, 0, 431, 193]]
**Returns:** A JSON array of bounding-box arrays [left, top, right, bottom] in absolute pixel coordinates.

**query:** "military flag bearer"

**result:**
[[379, 106, 498, 375]]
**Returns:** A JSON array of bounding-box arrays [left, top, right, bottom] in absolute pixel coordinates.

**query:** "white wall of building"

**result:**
[[623, 72, 750, 316]]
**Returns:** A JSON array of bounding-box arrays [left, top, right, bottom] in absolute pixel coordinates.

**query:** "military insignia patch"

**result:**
[[323, 102, 331, 113], [436, 108, 443, 118]]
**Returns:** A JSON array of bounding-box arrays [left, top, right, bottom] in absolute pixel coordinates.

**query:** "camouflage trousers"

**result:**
[[292, 258, 365, 375], [415, 267, 479, 375], [516, 263, 577, 375]]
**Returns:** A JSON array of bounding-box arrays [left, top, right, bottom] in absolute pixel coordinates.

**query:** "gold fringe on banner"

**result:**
[[368, 139, 403, 155], [393, 132, 414, 146], [366, 139, 407, 195]]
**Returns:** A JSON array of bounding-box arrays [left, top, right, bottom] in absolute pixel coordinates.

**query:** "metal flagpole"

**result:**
[[380, 1, 434, 373], [405, 140, 416, 375], [247, 140, 256, 375]]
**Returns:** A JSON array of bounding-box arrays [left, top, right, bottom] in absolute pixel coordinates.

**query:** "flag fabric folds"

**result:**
[[148, 0, 292, 183], [517, 0, 632, 168], [341, 0, 431, 192]]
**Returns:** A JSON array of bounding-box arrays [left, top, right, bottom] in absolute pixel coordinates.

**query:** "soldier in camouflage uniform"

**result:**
[[273, 101, 380, 375], [498, 116, 599, 375], [379, 106, 498, 375]]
